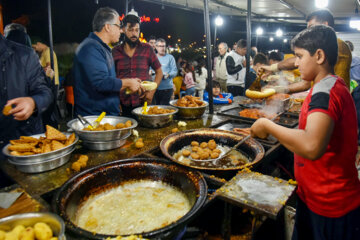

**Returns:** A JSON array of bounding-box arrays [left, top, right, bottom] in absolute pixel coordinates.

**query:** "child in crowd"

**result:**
[[182, 62, 196, 96], [251, 25, 360, 240], [195, 59, 207, 100], [204, 81, 233, 104]]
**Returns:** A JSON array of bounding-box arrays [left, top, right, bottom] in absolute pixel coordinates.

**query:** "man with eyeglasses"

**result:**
[[214, 42, 229, 92], [73, 7, 141, 116], [153, 38, 177, 105], [113, 11, 163, 117]]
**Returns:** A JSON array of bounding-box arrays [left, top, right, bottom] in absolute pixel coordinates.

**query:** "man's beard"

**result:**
[[125, 35, 139, 48]]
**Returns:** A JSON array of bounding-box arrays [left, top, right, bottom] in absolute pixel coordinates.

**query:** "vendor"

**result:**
[[251, 25, 360, 240], [204, 81, 233, 104]]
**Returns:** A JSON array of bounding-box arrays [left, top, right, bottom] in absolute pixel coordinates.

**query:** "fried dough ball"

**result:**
[[199, 152, 210, 160], [213, 149, 221, 154], [192, 146, 199, 152], [171, 128, 179, 133], [190, 153, 200, 159], [191, 141, 199, 146], [135, 140, 144, 149], [34, 222, 53, 240], [208, 140, 217, 150], [20, 227, 35, 240], [211, 152, 220, 159], [203, 148, 211, 154], [104, 123, 116, 130], [7, 225, 25, 239], [125, 120, 132, 128], [182, 149, 191, 157], [200, 142, 207, 148], [116, 122, 125, 129]]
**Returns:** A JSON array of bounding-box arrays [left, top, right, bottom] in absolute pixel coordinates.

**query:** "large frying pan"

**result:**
[[53, 158, 207, 239], [160, 129, 265, 171]]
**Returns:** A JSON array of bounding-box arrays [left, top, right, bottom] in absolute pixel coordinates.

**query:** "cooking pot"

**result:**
[[53, 158, 207, 239]]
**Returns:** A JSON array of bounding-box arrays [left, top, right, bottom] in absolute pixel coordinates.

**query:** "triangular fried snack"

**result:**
[[51, 140, 65, 151], [45, 125, 67, 141], [65, 133, 76, 146]]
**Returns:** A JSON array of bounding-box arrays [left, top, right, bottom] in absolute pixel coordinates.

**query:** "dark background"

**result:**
[[1, 0, 354, 53]]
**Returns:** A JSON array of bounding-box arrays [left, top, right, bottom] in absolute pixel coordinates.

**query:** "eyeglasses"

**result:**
[[111, 23, 121, 29]]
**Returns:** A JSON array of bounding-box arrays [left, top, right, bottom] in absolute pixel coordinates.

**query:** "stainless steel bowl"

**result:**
[[82, 132, 131, 151], [8, 148, 75, 173], [67, 116, 137, 141], [169, 100, 208, 119], [0, 212, 66, 240], [2, 133, 78, 164], [132, 105, 178, 128]]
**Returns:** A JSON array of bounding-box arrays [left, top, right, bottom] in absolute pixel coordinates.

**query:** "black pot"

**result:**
[[53, 158, 207, 239]]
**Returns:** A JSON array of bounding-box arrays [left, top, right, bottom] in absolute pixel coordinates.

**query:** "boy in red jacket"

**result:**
[[251, 25, 360, 240]]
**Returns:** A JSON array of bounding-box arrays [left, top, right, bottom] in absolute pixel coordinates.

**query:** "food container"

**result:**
[[0, 212, 66, 240], [132, 105, 178, 128], [2, 133, 78, 164], [2, 133, 78, 173], [169, 100, 208, 119], [160, 128, 265, 171], [67, 116, 137, 150], [82, 132, 131, 151], [53, 158, 207, 239]]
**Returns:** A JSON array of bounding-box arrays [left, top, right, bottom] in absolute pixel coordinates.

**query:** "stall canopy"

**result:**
[[139, 0, 357, 25]]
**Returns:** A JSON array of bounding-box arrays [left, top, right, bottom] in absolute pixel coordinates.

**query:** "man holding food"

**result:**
[[112, 10, 163, 117], [73, 7, 142, 116]]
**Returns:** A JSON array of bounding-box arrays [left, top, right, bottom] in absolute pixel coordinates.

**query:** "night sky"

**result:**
[[2, 0, 338, 53]]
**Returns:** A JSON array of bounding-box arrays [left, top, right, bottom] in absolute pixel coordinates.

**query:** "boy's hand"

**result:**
[[250, 118, 269, 139]]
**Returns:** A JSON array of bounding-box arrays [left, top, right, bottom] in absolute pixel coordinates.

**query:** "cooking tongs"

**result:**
[[248, 68, 265, 91], [77, 115, 94, 129]]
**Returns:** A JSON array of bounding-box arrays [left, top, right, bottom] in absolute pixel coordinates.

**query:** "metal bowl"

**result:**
[[2, 133, 78, 164], [132, 105, 178, 128], [0, 212, 66, 240], [169, 100, 208, 119], [82, 132, 131, 151], [67, 116, 137, 142], [8, 148, 75, 173]]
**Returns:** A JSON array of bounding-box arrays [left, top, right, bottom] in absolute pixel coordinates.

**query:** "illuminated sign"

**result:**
[[119, 14, 160, 23]]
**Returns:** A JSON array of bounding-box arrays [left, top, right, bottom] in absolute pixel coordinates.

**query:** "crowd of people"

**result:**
[[0, 6, 360, 240]]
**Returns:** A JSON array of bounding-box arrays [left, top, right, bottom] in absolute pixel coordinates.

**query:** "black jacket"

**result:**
[[0, 36, 53, 147]]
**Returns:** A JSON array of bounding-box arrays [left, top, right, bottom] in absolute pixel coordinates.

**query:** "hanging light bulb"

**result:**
[[256, 27, 263, 35]]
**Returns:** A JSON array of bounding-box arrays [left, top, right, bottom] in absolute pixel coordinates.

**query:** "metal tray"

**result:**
[[212, 119, 278, 145], [217, 106, 299, 128]]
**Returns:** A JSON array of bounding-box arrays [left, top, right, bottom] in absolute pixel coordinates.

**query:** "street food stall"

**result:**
[[1, 0, 357, 239]]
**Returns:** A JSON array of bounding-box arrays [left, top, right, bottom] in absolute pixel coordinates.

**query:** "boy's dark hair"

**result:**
[[236, 39, 247, 49], [291, 25, 338, 67], [268, 51, 283, 62], [149, 35, 156, 41], [306, 9, 334, 28], [212, 81, 221, 89], [123, 13, 141, 28], [253, 53, 268, 65]]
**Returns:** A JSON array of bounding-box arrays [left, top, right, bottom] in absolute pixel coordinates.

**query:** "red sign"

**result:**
[[119, 14, 160, 23]]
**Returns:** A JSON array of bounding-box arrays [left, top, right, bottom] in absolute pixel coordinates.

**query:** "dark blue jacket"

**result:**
[[0, 36, 53, 147], [73, 33, 123, 116]]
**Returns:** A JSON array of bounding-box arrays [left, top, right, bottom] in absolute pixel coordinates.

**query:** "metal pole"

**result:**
[[214, 25, 217, 51], [125, 0, 129, 14], [203, 0, 213, 114], [245, 0, 251, 93], [47, 0, 54, 72]]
